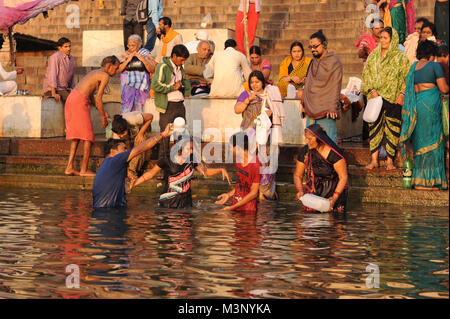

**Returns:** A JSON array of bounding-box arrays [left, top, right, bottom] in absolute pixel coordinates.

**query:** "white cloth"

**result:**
[[0, 81, 17, 96], [167, 60, 184, 102], [205, 47, 251, 97], [0, 63, 18, 95], [185, 40, 200, 54]]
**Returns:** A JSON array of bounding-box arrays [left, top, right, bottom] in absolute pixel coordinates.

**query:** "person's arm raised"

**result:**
[[134, 113, 154, 145], [127, 123, 173, 162]]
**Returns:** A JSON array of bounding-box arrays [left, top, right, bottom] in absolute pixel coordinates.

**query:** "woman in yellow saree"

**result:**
[[277, 41, 312, 98]]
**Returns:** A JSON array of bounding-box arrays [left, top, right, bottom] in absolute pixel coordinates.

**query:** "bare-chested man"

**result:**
[[65, 55, 120, 176]]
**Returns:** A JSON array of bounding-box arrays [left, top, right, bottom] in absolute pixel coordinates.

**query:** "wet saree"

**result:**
[[238, 90, 280, 200], [277, 56, 312, 98], [400, 62, 448, 189], [297, 124, 348, 212]]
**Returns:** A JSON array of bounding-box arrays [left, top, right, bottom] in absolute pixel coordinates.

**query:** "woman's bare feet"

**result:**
[[385, 159, 396, 171], [386, 163, 396, 170], [65, 168, 80, 176], [365, 162, 378, 170], [80, 170, 96, 177]]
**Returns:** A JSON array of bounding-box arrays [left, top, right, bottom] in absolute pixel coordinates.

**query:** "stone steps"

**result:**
[[0, 173, 447, 207], [10, 0, 436, 97]]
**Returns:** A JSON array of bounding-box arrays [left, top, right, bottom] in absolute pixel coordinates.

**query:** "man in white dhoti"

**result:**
[[204, 39, 251, 97]]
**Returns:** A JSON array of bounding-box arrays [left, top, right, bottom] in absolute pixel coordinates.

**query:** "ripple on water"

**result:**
[[0, 188, 448, 298]]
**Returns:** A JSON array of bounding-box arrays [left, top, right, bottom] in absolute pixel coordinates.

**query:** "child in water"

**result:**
[[131, 135, 230, 208]]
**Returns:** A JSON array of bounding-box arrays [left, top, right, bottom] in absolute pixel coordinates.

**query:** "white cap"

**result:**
[[195, 30, 209, 41], [173, 117, 186, 133]]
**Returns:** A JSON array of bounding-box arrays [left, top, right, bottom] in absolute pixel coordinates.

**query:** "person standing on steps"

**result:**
[[299, 30, 343, 144], [64, 56, 120, 177], [121, 0, 144, 50]]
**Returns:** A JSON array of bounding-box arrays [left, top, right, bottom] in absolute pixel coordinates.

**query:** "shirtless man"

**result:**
[[65, 56, 120, 176]]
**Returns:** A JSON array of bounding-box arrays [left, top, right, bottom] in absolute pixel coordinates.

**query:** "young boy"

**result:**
[[132, 135, 230, 208], [215, 132, 261, 212], [65, 56, 120, 176]]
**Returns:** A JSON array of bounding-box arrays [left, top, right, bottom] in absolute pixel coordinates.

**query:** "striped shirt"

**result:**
[[120, 48, 154, 91]]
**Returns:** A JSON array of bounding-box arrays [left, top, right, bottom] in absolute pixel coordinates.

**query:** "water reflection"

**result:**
[[0, 188, 448, 299]]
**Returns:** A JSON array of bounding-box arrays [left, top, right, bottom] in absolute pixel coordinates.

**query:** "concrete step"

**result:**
[[0, 173, 447, 207]]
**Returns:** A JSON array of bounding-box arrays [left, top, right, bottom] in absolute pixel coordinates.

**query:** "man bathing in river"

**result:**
[[93, 124, 174, 208], [64, 56, 120, 177]]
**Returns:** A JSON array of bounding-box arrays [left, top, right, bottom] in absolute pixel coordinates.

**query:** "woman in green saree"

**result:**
[[400, 40, 449, 190], [362, 27, 410, 170]]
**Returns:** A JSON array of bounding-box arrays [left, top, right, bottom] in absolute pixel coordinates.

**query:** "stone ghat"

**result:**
[[0, 95, 363, 143]]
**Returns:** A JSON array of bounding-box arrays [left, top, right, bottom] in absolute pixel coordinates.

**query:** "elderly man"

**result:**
[[204, 39, 251, 97], [184, 40, 212, 93], [300, 30, 343, 144], [185, 30, 209, 54]]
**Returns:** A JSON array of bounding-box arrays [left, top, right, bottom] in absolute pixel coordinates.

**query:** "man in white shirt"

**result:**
[[204, 39, 251, 97], [0, 62, 23, 96]]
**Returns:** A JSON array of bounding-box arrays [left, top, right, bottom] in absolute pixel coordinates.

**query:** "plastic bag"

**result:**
[[363, 96, 383, 123], [200, 13, 213, 28]]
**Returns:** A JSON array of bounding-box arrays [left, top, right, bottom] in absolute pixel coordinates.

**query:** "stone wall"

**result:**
[[7, 0, 437, 96]]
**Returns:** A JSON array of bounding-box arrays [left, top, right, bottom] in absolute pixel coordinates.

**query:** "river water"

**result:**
[[0, 187, 448, 299]]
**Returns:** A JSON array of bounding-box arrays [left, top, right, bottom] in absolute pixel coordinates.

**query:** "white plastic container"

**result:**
[[363, 96, 383, 123], [300, 194, 331, 213]]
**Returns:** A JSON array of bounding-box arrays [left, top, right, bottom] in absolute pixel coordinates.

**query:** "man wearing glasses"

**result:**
[[300, 30, 343, 143]]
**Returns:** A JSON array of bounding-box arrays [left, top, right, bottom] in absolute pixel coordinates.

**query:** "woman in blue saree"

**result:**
[[400, 40, 449, 190]]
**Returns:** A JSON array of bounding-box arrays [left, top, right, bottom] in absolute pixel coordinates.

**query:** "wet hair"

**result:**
[[225, 39, 237, 49], [159, 16, 172, 27], [310, 30, 328, 48], [437, 45, 449, 57], [57, 37, 71, 47], [171, 44, 190, 59], [421, 21, 437, 36], [230, 132, 249, 151], [380, 27, 393, 39], [290, 41, 304, 54], [111, 114, 128, 134], [104, 138, 126, 156], [416, 17, 430, 25], [249, 45, 262, 56], [416, 40, 438, 60], [101, 55, 119, 67], [248, 70, 266, 91]]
